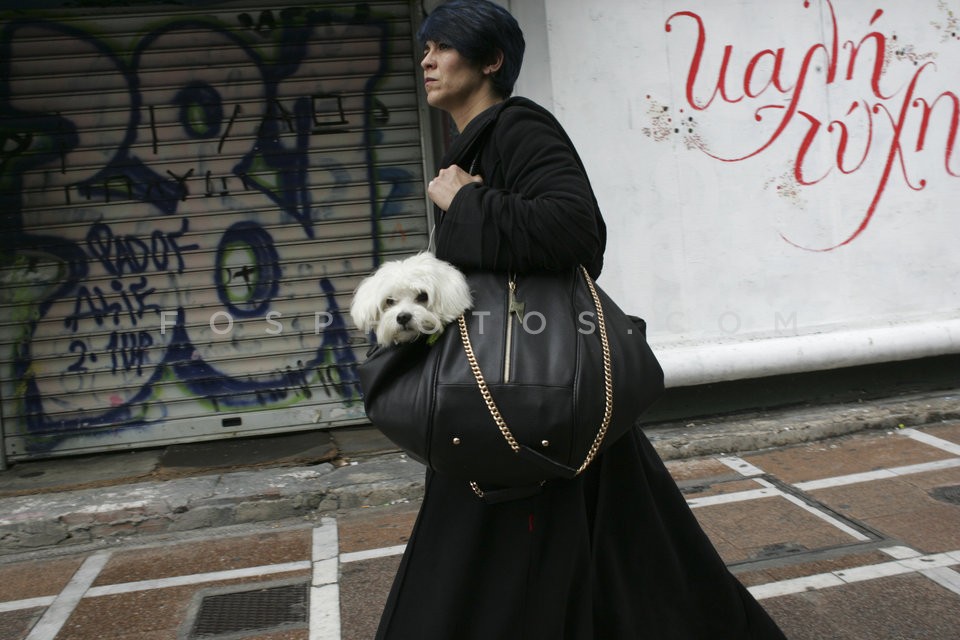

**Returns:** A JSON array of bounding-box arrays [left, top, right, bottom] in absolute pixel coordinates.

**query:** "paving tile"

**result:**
[[812, 472, 960, 553], [85, 631, 175, 640], [0, 608, 42, 640], [63, 574, 311, 640], [95, 527, 312, 585], [760, 573, 960, 640], [340, 556, 401, 640], [0, 555, 85, 601], [898, 465, 960, 488], [61, 584, 199, 639], [243, 631, 310, 639], [664, 456, 739, 482], [813, 477, 921, 519], [695, 496, 858, 564], [664, 456, 771, 499], [866, 507, 960, 553], [921, 421, 960, 445], [744, 431, 953, 483], [680, 478, 764, 499], [733, 550, 893, 587], [336, 502, 419, 554]]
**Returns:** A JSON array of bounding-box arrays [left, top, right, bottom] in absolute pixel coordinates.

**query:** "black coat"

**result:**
[[433, 97, 606, 280], [375, 98, 786, 640]]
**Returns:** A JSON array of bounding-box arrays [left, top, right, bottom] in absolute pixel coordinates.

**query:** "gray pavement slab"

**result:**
[[0, 450, 162, 495], [762, 573, 960, 640], [158, 430, 337, 471], [0, 456, 425, 556], [649, 387, 960, 460]]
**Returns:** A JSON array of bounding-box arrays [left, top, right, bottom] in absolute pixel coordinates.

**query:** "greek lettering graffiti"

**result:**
[[649, 0, 959, 250]]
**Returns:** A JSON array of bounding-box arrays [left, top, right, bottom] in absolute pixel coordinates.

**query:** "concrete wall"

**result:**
[[513, 0, 960, 386]]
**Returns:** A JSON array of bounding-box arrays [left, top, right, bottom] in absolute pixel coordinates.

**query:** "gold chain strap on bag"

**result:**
[[458, 265, 614, 499]]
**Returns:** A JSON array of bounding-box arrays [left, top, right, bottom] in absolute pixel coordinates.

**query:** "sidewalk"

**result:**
[[2, 409, 960, 639], [1, 387, 958, 557]]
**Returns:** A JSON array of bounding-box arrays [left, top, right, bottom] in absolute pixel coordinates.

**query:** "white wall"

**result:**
[[516, 0, 960, 386], [509, 0, 554, 106]]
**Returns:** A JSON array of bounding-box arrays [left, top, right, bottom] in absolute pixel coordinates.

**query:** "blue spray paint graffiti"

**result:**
[[0, 5, 415, 453]]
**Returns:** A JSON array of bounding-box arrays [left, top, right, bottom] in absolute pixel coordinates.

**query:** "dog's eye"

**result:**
[[384, 298, 396, 308], [415, 291, 429, 303]]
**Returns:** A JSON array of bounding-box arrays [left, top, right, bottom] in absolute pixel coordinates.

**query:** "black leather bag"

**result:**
[[356, 264, 664, 501]]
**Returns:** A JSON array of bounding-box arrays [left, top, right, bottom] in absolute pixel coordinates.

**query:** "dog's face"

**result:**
[[349, 253, 473, 346]]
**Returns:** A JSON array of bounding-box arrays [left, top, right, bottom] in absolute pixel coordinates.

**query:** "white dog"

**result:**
[[350, 253, 473, 346]]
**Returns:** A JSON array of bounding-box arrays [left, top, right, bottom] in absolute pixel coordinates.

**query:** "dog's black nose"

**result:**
[[396, 312, 412, 326]]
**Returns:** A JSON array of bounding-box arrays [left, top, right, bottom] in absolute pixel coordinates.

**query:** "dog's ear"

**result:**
[[431, 259, 474, 323], [349, 276, 381, 333]]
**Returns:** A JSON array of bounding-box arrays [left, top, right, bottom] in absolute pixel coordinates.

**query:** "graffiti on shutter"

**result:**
[[0, 2, 427, 459]]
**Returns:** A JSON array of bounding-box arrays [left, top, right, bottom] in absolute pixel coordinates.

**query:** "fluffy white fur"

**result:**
[[350, 253, 473, 346]]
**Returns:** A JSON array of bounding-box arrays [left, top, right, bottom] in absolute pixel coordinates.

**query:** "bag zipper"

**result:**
[[505, 275, 524, 383]]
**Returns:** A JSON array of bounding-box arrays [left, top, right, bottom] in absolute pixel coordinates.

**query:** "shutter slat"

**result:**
[[1, 0, 427, 460]]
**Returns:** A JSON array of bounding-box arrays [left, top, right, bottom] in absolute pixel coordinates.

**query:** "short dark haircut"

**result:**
[[418, 0, 525, 98]]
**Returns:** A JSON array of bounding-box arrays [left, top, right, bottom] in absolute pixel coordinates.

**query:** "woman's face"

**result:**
[[420, 40, 489, 114]]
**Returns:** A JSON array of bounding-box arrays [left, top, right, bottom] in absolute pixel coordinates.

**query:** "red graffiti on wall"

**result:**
[[665, 0, 958, 250]]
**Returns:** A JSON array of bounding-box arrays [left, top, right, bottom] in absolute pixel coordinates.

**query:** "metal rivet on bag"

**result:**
[[452, 437, 461, 445], [541, 440, 550, 447]]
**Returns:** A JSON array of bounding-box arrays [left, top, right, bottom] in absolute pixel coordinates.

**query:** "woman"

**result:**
[[375, 2, 788, 638]]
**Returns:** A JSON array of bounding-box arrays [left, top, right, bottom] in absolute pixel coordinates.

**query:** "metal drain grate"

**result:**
[[189, 581, 309, 638], [931, 485, 960, 506], [752, 542, 808, 560]]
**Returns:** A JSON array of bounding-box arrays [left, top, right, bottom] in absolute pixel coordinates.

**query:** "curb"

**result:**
[[0, 455, 426, 557], [1, 388, 957, 557], [648, 388, 960, 460]]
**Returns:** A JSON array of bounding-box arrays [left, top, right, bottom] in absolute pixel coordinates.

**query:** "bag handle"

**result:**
[[458, 265, 614, 499]]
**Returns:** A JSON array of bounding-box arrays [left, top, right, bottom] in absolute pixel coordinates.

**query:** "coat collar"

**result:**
[[439, 97, 534, 169]]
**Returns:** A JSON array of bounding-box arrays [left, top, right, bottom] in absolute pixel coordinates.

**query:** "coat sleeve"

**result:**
[[434, 104, 604, 275]]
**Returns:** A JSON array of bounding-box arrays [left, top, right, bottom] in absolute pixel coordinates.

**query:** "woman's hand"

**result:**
[[428, 165, 483, 212]]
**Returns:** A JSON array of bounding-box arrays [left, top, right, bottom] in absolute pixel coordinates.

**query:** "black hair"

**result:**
[[418, 0, 525, 98]]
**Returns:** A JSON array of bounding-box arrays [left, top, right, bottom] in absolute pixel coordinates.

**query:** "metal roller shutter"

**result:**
[[0, 1, 429, 460]]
